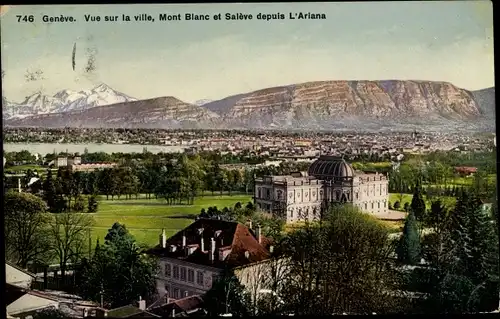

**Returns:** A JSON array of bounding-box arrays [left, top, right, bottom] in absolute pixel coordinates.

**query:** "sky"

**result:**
[[0, 2, 494, 103]]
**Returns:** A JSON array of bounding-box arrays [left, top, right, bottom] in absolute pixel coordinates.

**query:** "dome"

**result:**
[[307, 156, 354, 180]]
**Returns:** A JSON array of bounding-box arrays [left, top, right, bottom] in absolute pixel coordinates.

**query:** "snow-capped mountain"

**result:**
[[3, 83, 137, 118], [193, 99, 213, 106]]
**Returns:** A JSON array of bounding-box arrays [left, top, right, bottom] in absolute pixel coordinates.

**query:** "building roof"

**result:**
[[454, 166, 477, 173], [147, 219, 271, 269], [149, 295, 204, 317], [7, 291, 60, 315], [5, 261, 37, 289], [106, 305, 160, 318], [308, 156, 355, 180]]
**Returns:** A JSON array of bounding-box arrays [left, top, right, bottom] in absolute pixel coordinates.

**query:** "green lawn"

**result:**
[[389, 193, 456, 210], [89, 194, 252, 248]]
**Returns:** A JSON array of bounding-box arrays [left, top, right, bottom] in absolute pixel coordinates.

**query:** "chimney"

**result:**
[[255, 224, 262, 244], [159, 229, 166, 248], [171, 308, 176, 317], [138, 296, 146, 311], [209, 237, 216, 262], [247, 219, 253, 230], [182, 234, 186, 248], [18, 178, 21, 193], [200, 234, 205, 252]]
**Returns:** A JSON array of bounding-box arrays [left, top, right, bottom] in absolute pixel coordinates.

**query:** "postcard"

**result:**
[[2, 2, 497, 316]]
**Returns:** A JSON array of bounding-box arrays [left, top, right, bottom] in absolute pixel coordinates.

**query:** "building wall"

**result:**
[[255, 178, 323, 223], [156, 258, 222, 300], [234, 257, 290, 305], [352, 173, 389, 215], [55, 157, 67, 168], [255, 172, 389, 222]]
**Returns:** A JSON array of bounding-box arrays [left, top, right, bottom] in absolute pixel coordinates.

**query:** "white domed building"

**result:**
[[254, 156, 389, 223]]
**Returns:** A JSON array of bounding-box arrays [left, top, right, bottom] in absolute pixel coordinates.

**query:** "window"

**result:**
[[371, 202, 374, 209], [266, 189, 271, 199], [365, 203, 367, 210], [165, 263, 171, 277], [173, 265, 179, 279], [173, 288, 180, 299], [384, 201, 386, 208], [355, 192, 358, 200], [258, 188, 261, 198], [187, 269, 194, 283], [184, 291, 189, 298], [180, 267, 186, 281], [277, 190, 283, 200], [165, 285, 171, 297], [197, 271, 204, 286], [212, 274, 219, 285], [378, 202, 380, 209]]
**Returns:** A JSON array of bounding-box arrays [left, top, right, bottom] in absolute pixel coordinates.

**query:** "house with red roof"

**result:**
[[147, 218, 281, 304], [454, 166, 477, 176]]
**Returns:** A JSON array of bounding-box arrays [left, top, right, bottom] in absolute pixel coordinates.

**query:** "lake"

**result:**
[[3, 143, 187, 155]]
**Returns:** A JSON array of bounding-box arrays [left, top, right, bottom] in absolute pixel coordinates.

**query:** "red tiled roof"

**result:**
[[454, 166, 477, 173], [147, 219, 271, 268], [148, 295, 204, 317]]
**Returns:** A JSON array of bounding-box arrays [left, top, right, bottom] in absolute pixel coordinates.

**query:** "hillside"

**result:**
[[471, 87, 495, 119], [6, 96, 219, 129], [4, 80, 495, 132]]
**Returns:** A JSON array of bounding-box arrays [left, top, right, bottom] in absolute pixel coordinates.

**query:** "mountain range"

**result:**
[[3, 83, 136, 119], [3, 80, 495, 132]]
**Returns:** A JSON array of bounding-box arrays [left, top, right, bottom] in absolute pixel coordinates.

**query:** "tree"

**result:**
[[278, 205, 405, 315], [77, 223, 158, 309], [49, 212, 94, 278], [72, 195, 86, 212], [417, 191, 499, 313], [42, 169, 57, 212], [403, 202, 410, 212], [32, 308, 70, 319], [88, 195, 99, 213], [204, 270, 252, 316], [4, 191, 52, 267], [421, 200, 452, 267], [394, 201, 401, 210], [396, 211, 421, 265], [410, 183, 426, 223]]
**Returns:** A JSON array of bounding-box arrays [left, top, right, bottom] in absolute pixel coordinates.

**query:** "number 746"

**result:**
[[17, 15, 35, 23]]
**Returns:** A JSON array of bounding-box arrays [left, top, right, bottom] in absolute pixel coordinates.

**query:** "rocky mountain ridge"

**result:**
[[3, 80, 495, 132]]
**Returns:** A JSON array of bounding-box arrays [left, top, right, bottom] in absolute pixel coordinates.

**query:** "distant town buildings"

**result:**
[[254, 156, 389, 223], [51, 156, 117, 172]]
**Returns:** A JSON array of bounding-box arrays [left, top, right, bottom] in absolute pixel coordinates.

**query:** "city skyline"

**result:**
[[1, 2, 494, 103]]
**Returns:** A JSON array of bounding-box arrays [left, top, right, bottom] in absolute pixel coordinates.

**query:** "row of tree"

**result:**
[[4, 191, 95, 278], [395, 183, 499, 313]]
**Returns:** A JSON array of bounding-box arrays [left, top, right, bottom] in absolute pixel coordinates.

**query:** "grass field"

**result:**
[[389, 193, 457, 210], [89, 194, 252, 248]]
